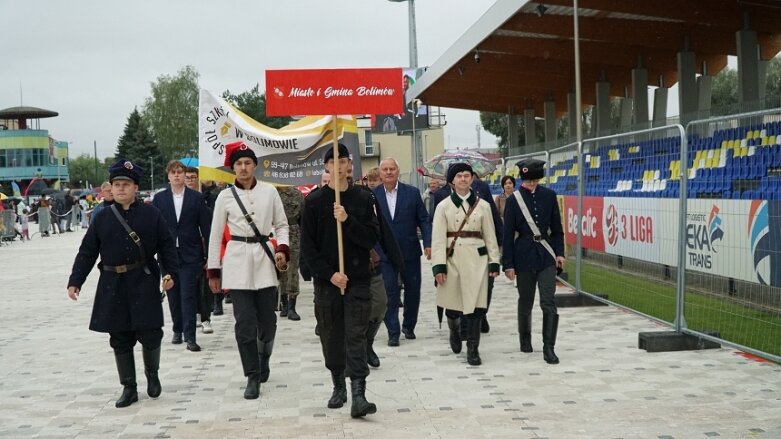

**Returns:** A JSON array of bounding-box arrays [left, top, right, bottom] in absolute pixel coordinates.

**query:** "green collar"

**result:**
[[449, 189, 476, 208]]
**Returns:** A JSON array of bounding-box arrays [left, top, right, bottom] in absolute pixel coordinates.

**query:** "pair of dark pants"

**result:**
[[231, 288, 277, 345], [368, 272, 388, 323], [197, 270, 212, 323], [517, 265, 558, 316], [109, 329, 164, 354], [380, 258, 421, 339], [314, 279, 371, 379], [167, 261, 200, 342]]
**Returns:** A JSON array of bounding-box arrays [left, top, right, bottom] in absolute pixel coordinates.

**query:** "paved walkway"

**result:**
[[0, 229, 779, 438]]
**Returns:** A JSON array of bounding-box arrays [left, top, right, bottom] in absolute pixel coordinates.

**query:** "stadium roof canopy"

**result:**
[[406, 0, 781, 116]]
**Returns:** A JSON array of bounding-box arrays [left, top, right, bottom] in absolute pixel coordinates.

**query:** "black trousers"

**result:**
[[314, 279, 371, 379], [109, 329, 164, 354], [517, 265, 558, 316], [197, 270, 213, 322], [230, 288, 278, 346]]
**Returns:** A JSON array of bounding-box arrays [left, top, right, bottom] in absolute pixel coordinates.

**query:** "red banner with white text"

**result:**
[[265, 68, 404, 116]]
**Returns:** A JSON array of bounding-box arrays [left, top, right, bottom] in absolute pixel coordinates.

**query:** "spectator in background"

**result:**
[[422, 177, 442, 218], [90, 182, 114, 226], [38, 197, 51, 237], [495, 175, 516, 222]]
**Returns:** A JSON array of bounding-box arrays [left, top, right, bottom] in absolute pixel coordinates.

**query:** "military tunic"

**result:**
[[276, 186, 304, 298], [68, 201, 179, 333], [431, 190, 500, 315], [501, 185, 564, 272]]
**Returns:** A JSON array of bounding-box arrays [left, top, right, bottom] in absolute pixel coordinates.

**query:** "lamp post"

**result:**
[[388, 0, 423, 189]]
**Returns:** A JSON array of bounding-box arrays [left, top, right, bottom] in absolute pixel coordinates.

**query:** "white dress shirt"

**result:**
[[383, 182, 399, 220]]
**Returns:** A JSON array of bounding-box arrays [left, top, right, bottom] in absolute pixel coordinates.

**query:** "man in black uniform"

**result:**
[[502, 158, 565, 364], [301, 144, 380, 418], [67, 159, 179, 407]]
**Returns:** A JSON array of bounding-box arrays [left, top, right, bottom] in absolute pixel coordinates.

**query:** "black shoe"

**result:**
[[315, 323, 321, 336], [171, 333, 183, 344], [388, 338, 399, 347], [279, 294, 288, 317], [186, 341, 201, 352], [212, 303, 223, 316], [244, 373, 261, 400], [224, 294, 232, 304], [327, 371, 347, 408], [350, 378, 377, 418], [481, 317, 490, 334], [402, 328, 416, 340], [366, 320, 382, 368]]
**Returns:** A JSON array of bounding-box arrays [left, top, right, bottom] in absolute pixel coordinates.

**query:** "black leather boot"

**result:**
[[519, 313, 533, 353], [466, 316, 482, 366], [287, 297, 301, 321], [258, 339, 274, 383], [327, 371, 347, 408], [279, 294, 288, 317], [446, 317, 462, 354], [350, 377, 377, 418], [542, 313, 560, 364], [238, 342, 261, 399], [481, 316, 490, 333], [142, 346, 161, 398], [114, 352, 138, 408], [366, 320, 382, 368], [213, 294, 224, 316]]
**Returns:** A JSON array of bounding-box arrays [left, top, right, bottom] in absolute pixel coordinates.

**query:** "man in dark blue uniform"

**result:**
[[502, 158, 565, 364], [67, 159, 179, 407]]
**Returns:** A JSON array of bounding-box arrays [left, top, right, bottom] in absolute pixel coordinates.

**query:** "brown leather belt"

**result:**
[[99, 261, 145, 273], [447, 231, 483, 239]]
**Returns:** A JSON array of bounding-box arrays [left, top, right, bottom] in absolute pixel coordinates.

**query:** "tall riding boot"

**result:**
[[446, 317, 462, 354], [350, 377, 377, 418], [287, 297, 301, 321], [459, 315, 468, 342], [142, 346, 161, 398], [327, 371, 347, 408], [114, 352, 139, 408], [279, 294, 289, 317], [466, 316, 482, 366], [481, 316, 490, 334], [366, 320, 382, 367], [542, 313, 560, 364], [238, 342, 261, 399], [519, 313, 533, 353], [258, 339, 275, 383]]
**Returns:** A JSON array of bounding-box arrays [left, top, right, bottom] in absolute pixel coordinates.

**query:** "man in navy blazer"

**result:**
[[373, 158, 431, 346], [153, 160, 212, 352]]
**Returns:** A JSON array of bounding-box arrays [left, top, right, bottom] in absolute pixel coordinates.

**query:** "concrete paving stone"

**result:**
[[1, 230, 780, 438]]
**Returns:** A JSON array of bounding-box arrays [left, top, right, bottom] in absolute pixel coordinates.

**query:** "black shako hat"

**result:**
[[323, 143, 351, 162], [109, 159, 143, 184], [446, 162, 475, 183], [516, 158, 546, 180]]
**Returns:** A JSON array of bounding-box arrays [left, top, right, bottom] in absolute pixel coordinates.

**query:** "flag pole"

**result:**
[[332, 116, 346, 295]]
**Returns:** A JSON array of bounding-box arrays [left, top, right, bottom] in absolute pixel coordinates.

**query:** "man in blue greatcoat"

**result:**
[[502, 158, 565, 364], [67, 159, 179, 408]]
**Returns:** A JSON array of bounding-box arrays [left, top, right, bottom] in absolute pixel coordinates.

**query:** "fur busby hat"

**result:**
[[516, 158, 546, 180]]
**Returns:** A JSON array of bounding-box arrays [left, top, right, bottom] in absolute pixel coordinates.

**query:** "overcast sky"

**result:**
[[1, 0, 501, 159]]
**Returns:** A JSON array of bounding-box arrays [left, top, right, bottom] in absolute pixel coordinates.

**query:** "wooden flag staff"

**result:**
[[332, 116, 345, 295]]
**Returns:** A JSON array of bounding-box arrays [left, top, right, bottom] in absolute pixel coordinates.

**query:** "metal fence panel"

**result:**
[[684, 108, 781, 360]]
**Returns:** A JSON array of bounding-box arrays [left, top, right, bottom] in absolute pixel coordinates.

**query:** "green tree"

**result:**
[[142, 65, 199, 161], [711, 67, 738, 112], [117, 108, 165, 190], [68, 154, 108, 188], [222, 84, 292, 128]]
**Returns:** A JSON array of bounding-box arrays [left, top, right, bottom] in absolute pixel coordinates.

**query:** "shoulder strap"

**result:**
[[446, 197, 479, 258], [109, 204, 151, 274], [513, 191, 556, 260], [230, 186, 275, 261]]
